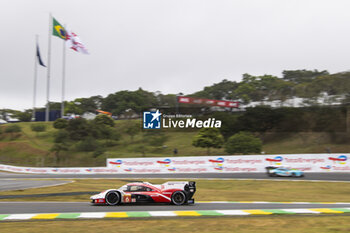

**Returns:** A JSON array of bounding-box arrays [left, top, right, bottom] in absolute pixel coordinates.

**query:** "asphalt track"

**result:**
[[1, 172, 350, 181], [0, 180, 71, 191], [1, 202, 350, 214], [1, 172, 350, 216]]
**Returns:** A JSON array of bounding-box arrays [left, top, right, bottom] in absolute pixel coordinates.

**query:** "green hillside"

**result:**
[[0, 120, 350, 167]]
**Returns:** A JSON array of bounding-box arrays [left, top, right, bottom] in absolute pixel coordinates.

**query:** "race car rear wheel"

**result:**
[[105, 191, 120, 206], [171, 191, 186, 205]]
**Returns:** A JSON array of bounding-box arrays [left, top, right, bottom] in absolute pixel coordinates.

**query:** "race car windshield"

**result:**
[[128, 185, 153, 192], [120, 185, 128, 191]]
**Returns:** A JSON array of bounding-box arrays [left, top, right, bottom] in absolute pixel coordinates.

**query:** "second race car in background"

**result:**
[[266, 166, 304, 177], [91, 181, 196, 206]]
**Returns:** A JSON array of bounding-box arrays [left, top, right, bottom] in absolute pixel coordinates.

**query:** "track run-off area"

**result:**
[[1, 172, 350, 220]]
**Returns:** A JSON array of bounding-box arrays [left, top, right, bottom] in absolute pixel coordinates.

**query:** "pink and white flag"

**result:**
[[66, 29, 89, 54]]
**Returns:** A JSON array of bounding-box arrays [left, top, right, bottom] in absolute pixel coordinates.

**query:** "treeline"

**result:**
[[58, 69, 350, 115], [191, 70, 350, 103], [212, 106, 347, 139], [3, 69, 350, 120]]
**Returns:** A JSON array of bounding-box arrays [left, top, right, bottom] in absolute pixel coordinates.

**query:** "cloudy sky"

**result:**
[[1, 0, 350, 110]]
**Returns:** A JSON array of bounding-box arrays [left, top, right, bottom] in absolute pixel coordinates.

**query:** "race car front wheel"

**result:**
[[171, 191, 186, 205], [106, 191, 120, 206]]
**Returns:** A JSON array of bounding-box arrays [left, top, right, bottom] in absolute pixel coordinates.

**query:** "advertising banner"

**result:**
[[178, 96, 239, 108], [106, 153, 350, 173], [0, 153, 349, 174]]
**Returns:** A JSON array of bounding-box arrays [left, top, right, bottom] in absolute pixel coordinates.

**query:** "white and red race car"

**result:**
[[90, 181, 196, 206]]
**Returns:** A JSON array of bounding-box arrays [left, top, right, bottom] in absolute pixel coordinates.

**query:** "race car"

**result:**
[[266, 166, 304, 177], [90, 181, 196, 206]]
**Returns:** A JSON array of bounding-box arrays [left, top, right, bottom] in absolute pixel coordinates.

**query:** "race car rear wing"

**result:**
[[161, 181, 195, 191]]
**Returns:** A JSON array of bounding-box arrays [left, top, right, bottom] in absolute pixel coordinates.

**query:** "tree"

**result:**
[[101, 88, 158, 115], [282, 69, 329, 84], [76, 136, 99, 152], [211, 112, 239, 139], [93, 114, 115, 127], [225, 132, 262, 154], [66, 118, 91, 140], [15, 110, 32, 122], [91, 115, 117, 141], [191, 79, 238, 100], [238, 106, 282, 132], [30, 124, 46, 136], [53, 130, 69, 143], [53, 118, 68, 129], [192, 128, 224, 155]]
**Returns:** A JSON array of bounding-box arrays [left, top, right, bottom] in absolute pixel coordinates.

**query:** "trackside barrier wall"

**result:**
[[0, 154, 349, 174], [106, 154, 350, 173]]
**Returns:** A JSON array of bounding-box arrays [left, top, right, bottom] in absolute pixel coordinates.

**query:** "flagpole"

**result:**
[[32, 35, 39, 121], [61, 24, 66, 118], [45, 13, 52, 122]]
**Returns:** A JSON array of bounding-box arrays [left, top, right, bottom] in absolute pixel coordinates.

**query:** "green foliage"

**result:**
[[50, 142, 69, 153], [51, 115, 120, 157], [192, 128, 224, 155], [65, 95, 103, 114], [30, 124, 46, 133], [66, 118, 91, 140], [225, 132, 262, 154], [93, 114, 115, 127], [282, 69, 329, 84], [53, 118, 68, 129], [22, 69, 350, 117], [211, 112, 239, 139], [5, 124, 21, 133], [15, 110, 32, 122], [101, 88, 158, 115], [191, 69, 350, 105], [191, 79, 238, 100], [4, 70, 350, 122], [76, 137, 99, 152], [238, 106, 283, 133], [54, 130, 69, 143], [91, 115, 117, 140], [222, 106, 347, 133]]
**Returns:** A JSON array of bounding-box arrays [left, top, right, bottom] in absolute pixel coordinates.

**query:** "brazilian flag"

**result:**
[[52, 17, 66, 40]]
